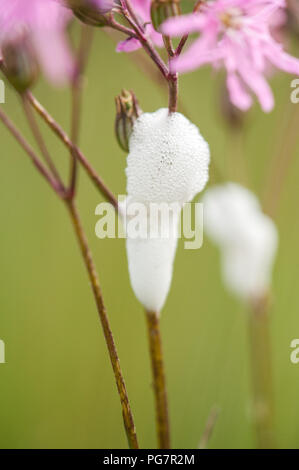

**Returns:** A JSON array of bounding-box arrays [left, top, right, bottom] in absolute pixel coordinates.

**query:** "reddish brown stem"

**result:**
[[0, 106, 64, 197], [67, 200, 139, 449], [168, 74, 178, 113], [25, 92, 119, 210], [145, 310, 171, 449], [21, 96, 65, 191], [121, 3, 169, 79], [69, 25, 94, 199], [175, 35, 188, 56]]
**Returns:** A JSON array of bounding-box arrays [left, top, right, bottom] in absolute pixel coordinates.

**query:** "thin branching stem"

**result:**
[[121, 2, 169, 79], [69, 25, 94, 198], [21, 96, 65, 191], [145, 310, 171, 449], [25, 92, 119, 210], [0, 106, 64, 197], [67, 200, 139, 449], [0, 107, 139, 449]]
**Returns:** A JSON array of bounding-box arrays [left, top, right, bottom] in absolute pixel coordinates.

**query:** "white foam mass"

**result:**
[[202, 183, 278, 301], [124, 109, 210, 312], [126, 108, 210, 204], [126, 209, 179, 312]]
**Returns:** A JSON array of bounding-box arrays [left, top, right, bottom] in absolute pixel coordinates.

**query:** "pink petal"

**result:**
[[264, 43, 299, 75], [170, 26, 220, 73], [116, 38, 142, 53], [238, 64, 274, 112], [161, 13, 205, 37], [226, 73, 253, 111]]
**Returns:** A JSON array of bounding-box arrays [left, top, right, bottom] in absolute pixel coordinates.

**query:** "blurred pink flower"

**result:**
[[117, 0, 163, 53], [0, 0, 74, 86], [162, 0, 299, 112]]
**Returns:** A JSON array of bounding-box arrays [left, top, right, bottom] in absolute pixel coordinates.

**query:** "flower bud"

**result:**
[[2, 32, 39, 93], [67, 0, 113, 27], [151, 0, 181, 33], [115, 90, 141, 152]]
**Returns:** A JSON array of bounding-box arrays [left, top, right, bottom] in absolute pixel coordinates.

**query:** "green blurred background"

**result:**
[[0, 19, 299, 449]]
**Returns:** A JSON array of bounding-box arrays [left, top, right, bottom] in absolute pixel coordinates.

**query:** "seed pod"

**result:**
[[67, 0, 113, 27], [151, 0, 181, 33], [2, 32, 39, 93], [115, 90, 141, 152]]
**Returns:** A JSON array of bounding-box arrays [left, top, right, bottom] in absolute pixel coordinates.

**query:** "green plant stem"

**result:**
[[248, 297, 276, 449], [145, 310, 171, 449], [67, 199, 139, 449]]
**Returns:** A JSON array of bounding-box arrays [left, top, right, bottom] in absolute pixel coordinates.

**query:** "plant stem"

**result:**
[[21, 96, 65, 191], [67, 200, 139, 449], [0, 107, 139, 449], [0, 106, 64, 197], [263, 105, 299, 218], [69, 25, 94, 198], [25, 92, 119, 210], [248, 296, 276, 449], [168, 74, 178, 114], [198, 406, 220, 449], [175, 35, 188, 56], [145, 310, 171, 449], [109, 14, 138, 38], [121, 3, 169, 79]]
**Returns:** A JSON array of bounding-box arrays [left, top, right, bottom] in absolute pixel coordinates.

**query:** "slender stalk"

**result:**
[[121, 2, 169, 79], [145, 310, 171, 449], [0, 107, 139, 449], [69, 25, 94, 198], [67, 200, 139, 449], [198, 406, 220, 449], [21, 96, 65, 191], [163, 36, 175, 57], [263, 105, 299, 218], [175, 35, 188, 56], [168, 74, 178, 114], [248, 296, 276, 449], [0, 106, 64, 197], [25, 92, 119, 210], [109, 14, 138, 38]]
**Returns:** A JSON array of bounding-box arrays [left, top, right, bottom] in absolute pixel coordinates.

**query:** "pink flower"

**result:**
[[117, 0, 163, 52], [162, 0, 299, 112], [0, 0, 74, 86]]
